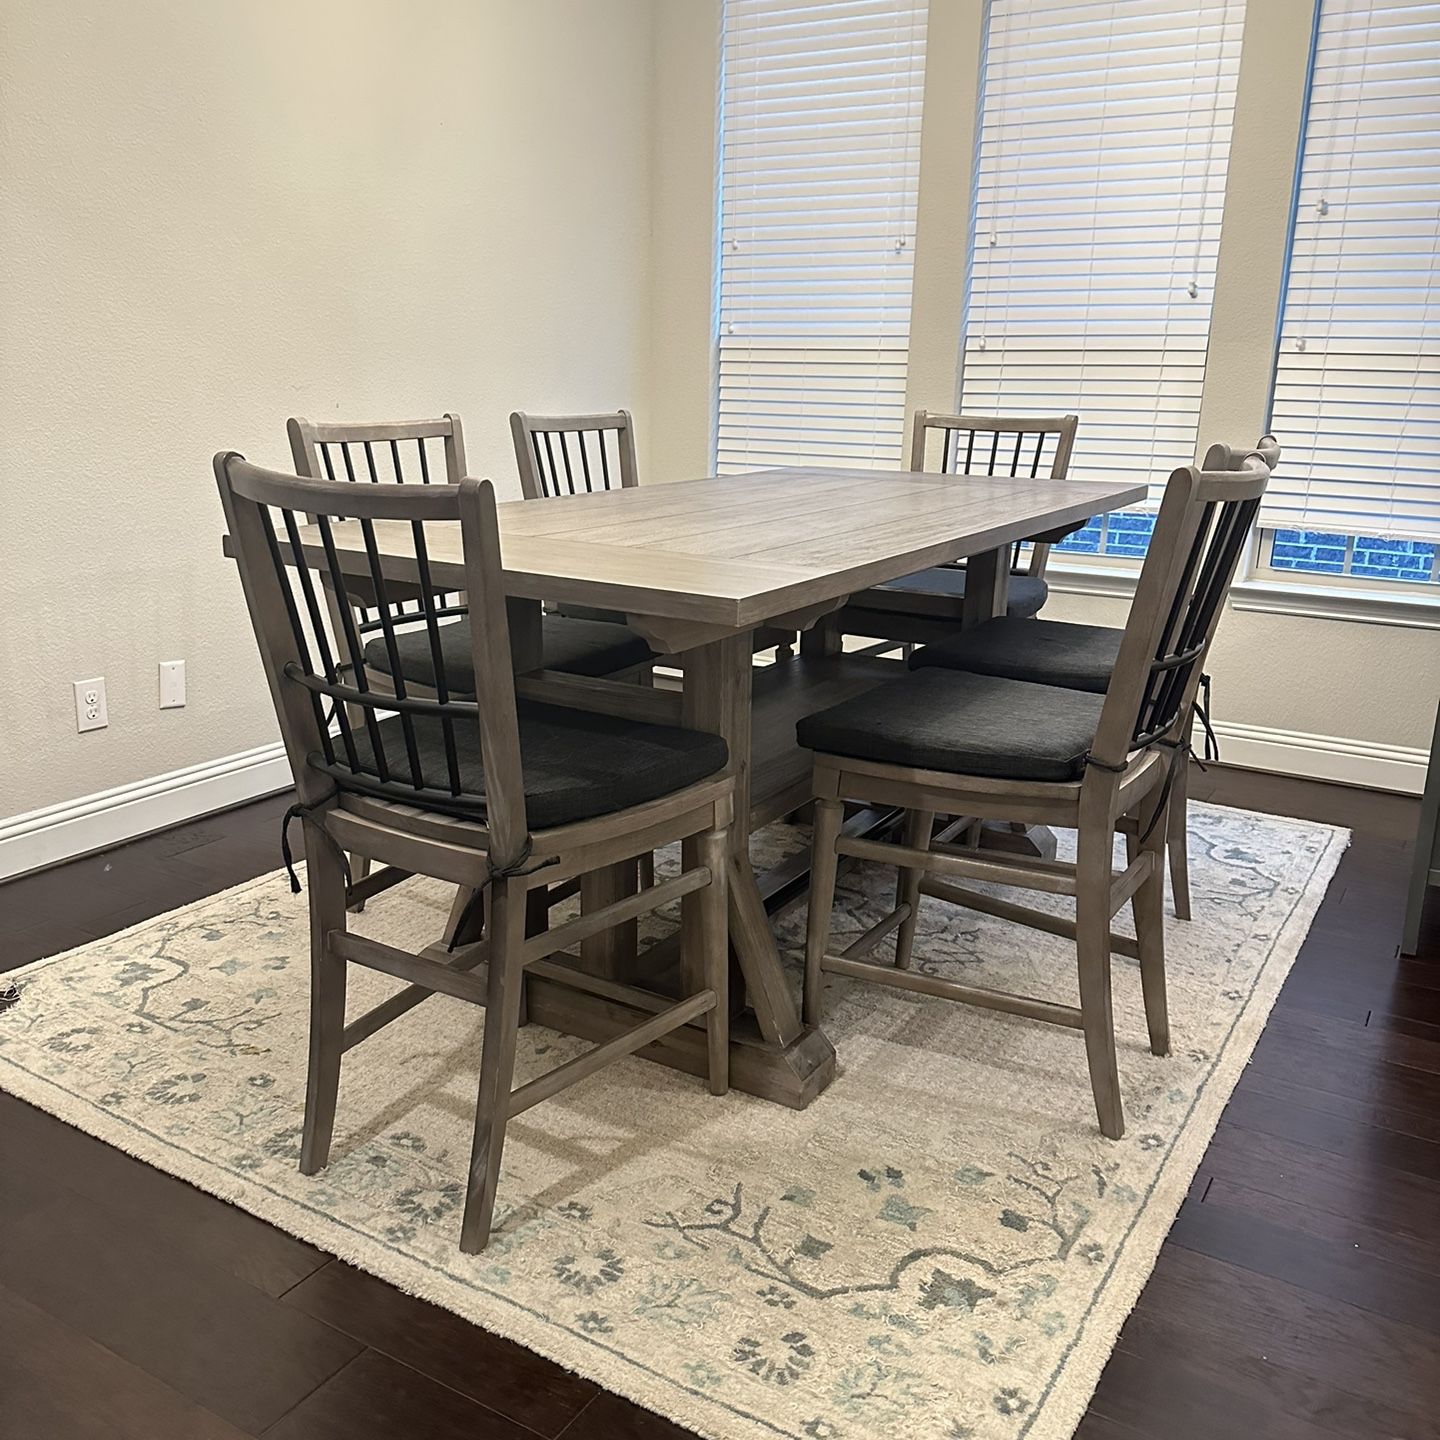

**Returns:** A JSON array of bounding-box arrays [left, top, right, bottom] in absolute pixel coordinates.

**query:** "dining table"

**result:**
[[228, 464, 1146, 1107]]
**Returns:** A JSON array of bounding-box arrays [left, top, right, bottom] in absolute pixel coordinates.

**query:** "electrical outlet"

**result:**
[[74, 677, 108, 733], [159, 659, 186, 709]]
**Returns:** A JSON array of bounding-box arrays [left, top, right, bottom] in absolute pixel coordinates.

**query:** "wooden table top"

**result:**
[[291, 466, 1147, 629]]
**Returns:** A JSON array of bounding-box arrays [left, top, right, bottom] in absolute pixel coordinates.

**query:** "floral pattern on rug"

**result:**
[[0, 804, 1345, 1440]]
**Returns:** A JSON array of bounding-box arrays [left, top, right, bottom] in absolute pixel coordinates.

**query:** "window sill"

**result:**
[[1046, 565, 1440, 630], [1228, 578, 1440, 630], [1045, 563, 1140, 599]]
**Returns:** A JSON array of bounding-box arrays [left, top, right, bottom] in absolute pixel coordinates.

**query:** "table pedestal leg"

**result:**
[[679, 633, 833, 1101], [961, 545, 1011, 627]]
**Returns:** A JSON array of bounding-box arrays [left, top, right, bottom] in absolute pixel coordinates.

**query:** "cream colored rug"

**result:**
[[0, 803, 1345, 1440]]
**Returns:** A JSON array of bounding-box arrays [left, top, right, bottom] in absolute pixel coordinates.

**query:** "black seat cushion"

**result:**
[[869, 566, 1048, 619], [363, 614, 653, 692], [909, 616, 1121, 693], [320, 702, 728, 830], [796, 669, 1105, 782]]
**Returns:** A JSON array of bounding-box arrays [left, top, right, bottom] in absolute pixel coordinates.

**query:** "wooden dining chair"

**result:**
[[824, 412, 1080, 650], [217, 453, 733, 1252], [510, 410, 639, 500], [903, 437, 1282, 924], [796, 437, 1275, 1138], [290, 414, 657, 909]]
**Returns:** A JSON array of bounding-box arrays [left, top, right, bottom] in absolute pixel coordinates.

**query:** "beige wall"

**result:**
[[653, 0, 1440, 788], [0, 0, 657, 819], [4, 0, 1436, 838]]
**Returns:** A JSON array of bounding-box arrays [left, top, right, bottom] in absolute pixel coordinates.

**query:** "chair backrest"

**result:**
[[216, 455, 528, 855], [288, 414, 467, 488], [510, 410, 639, 500], [287, 415, 469, 645], [1087, 436, 1280, 774], [909, 411, 1079, 480], [910, 412, 1080, 575]]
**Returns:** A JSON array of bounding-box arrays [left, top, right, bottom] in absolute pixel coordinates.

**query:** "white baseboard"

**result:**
[[1211, 720, 1427, 796], [0, 720, 1425, 884], [0, 743, 290, 882]]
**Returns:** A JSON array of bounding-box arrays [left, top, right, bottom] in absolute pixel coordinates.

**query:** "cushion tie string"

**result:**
[[280, 801, 353, 896], [1192, 672, 1220, 767], [1083, 732, 1193, 847], [446, 839, 561, 951], [1137, 738, 1187, 845], [1080, 751, 1128, 775], [1085, 670, 1222, 844]]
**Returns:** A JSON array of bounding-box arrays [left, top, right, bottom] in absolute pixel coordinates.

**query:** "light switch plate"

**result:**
[[159, 660, 186, 709]]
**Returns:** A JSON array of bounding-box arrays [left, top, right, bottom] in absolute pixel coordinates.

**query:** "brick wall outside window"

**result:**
[[1054, 518, 1438, 584]]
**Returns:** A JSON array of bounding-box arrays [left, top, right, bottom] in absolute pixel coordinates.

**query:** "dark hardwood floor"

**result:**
[[1, 766, 1437, 1439]]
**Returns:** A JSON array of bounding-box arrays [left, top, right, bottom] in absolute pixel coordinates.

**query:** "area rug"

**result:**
[[0, 802, 1345, 1440]]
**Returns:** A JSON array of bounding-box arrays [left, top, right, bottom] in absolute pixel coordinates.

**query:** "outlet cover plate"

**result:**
[[74, 677, 108, 733]]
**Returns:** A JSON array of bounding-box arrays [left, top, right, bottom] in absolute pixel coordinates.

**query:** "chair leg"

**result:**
[[1168, 750, 1192, 921], [300, 818, 348, 1175], [343, 700, 371, 913], [347, 853, 372, 913], [460, 876, 528, 1254], [443, 884, 482, 948], [1133, 800, 1171, 1058], [697, 825, 730, 1096], [521, 886, 553, 1028], [803, 796, 844, 1028], [1076, 826, 1124, 1140], [639, 852, 656, 891], [894, 808, 934, 969]]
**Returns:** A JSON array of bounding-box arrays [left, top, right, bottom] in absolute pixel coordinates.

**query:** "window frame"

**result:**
[[1252, 0, 1440, 603]]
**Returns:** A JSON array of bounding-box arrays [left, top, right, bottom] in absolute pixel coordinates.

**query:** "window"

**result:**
[[961, 0, 1246, 558], [1259, 0, 1440, 592], [1259, 529, 1439, 586], [715, 0, 927, 472]]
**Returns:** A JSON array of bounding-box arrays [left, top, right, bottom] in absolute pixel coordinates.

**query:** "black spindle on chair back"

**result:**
[[216, 456, 527, 839], [1089, 437, 1278, 773], [509, 410, 639, 500]]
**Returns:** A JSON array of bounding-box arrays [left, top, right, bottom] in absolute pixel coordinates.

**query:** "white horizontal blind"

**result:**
[[1264, 0, 1440, 541], [716, 0, 927, 472], [961, 0, 1245, 501]]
